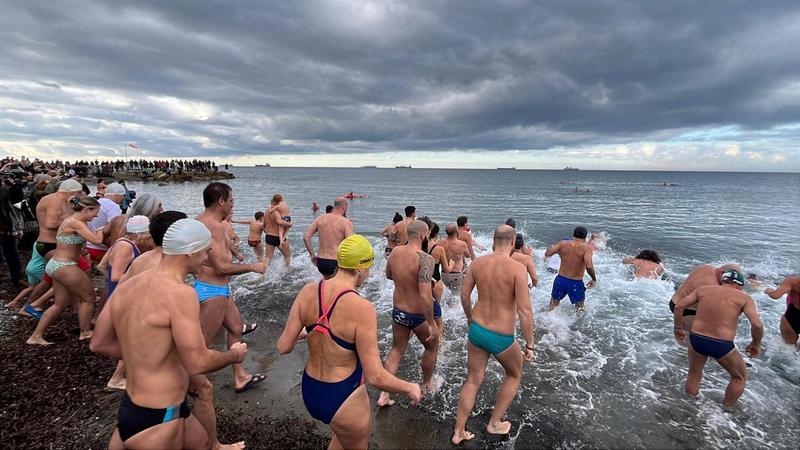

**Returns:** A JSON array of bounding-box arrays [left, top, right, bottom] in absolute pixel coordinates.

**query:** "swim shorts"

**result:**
[[248, 239, 260, 248], [442, 272, 464, 291], [117, 392, 190, 442], [550, 274, 586, 304], [26, 242, 47, 284], [433, 300, 442, 319], [193, 280, 230, 303], [265, 234, 280, 247]]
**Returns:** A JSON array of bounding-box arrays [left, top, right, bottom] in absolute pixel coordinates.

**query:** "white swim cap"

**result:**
[[106, 182, 126, 195], [125, 215, 150, 234], [58, 179, 83, 192], [162, 219, 212, 255]]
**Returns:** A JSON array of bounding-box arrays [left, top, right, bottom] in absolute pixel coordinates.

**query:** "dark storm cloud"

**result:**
[[0, 0, 798, 159]]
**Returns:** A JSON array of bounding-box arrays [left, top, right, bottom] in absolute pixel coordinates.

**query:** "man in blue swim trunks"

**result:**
[[673, 269, 763, 408], [452, 225, 535, 445], [377, 220, 440, 407], [196, 183, 267, 391], [544, 226, 597, 313]]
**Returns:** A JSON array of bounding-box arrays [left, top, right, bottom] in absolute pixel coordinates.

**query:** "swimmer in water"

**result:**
[[622, 250, 664, 279], [303, 197, 353, 279], [277, 235, 421, 449], [231, 212, 266, 261], [764, 276, 800, 345], [511, 233, 539, 288], [342, 191, 367, 199], [311, 201, 319, 213], [381, 212, 403, 256], [452, 225, 534, 444], [457, 215, 485, 258], [378, 220, 439, 405], [264, 194, 293, 268], [673, 269, 763, 408], [544, 226, 596, 313]]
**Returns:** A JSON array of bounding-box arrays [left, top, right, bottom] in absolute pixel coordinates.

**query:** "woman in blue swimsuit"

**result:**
[[26, 195, 105, 346], [277, 235, 421, 449]]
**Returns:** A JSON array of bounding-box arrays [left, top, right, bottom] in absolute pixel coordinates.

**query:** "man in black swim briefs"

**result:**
[[263, 193, 293, 269], [673, 269, 763, 408], [304, 197, 353, 279], [378, 220, 439, 406], [90, 219, 248, 448]]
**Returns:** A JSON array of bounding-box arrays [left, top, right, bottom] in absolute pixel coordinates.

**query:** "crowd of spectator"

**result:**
[[1, 157, 227, 178]]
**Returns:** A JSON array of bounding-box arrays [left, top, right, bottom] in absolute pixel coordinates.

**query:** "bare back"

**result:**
[[387, 244, 432, 314], [396, 218, 414, 245], [119, 249, 163, 284], [556, 240, 592, 280], [312, 214, 352, 259], [36, 193, 70, 243], [247, 220, 264, 241], [111, 271, 192, 407], [469, 254, 528, 335], [691, 285, 755, 341], [440, 237, 469, 272]]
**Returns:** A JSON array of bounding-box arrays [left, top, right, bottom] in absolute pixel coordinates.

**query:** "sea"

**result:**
[[124, 167, 799, 449]]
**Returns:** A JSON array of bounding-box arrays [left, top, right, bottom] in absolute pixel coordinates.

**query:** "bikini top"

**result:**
[[56, 233, 86, 245], [304, 280, 358, 352]]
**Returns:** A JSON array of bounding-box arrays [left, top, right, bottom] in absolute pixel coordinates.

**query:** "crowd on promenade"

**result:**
[[1, 179, 798, 449], [1, 156, 228, 179]]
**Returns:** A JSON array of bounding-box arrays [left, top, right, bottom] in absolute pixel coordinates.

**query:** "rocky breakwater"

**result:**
[[111, 170, 235, 182]]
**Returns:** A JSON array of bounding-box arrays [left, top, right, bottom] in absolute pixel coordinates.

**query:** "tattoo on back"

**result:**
[[418, 252, 434, 283]]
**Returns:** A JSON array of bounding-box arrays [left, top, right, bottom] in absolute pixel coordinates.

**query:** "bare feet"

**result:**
[[422, 380, 438, 396], [79, 331, 93, 341], [106, 378, 126, 391], [376, 391, 395, 407], [451, 430, 475, 445], [486, 420, 511, 435], [216, 441, 246, 450], [26, 336, 53, 346]]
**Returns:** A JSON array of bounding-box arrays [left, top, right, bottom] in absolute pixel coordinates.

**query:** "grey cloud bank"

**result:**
[[0, 0, 798, 170]]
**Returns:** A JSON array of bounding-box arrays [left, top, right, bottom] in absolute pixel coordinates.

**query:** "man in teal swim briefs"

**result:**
[[452, 225, 535, 445]]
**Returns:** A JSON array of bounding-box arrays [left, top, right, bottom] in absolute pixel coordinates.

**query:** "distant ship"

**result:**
[[563, 166, 579, 171], [361, 165, 377, 168], [255, 163, 271, 167], [395, 164, 411, 169], [497, 167, 516, 170]]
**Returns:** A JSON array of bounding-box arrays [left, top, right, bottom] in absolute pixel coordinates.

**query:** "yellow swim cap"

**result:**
[[337, 235, 374, 269]]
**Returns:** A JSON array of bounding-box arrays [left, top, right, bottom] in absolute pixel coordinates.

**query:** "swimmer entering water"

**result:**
[[452, 225, 534, 444], [673, 269, 763, 408], [544, 226, 596, 313], [622, 250, 664, 279], [765, 276, 800, 346]]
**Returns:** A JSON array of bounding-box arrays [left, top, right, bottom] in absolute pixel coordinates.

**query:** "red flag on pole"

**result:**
[[128, 143, 138, 148]]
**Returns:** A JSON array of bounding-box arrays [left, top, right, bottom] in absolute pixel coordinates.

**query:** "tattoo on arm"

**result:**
[[417, 252, 434, 284]]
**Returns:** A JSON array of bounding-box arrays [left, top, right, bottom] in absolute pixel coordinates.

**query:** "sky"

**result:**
[[1, 0, 798, 172]]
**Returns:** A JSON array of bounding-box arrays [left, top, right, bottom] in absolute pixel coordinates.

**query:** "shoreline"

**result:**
[[89, 170, 235, 183]]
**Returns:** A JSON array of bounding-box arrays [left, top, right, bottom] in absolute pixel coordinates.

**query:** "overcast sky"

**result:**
[[1, 0, 798, 171]]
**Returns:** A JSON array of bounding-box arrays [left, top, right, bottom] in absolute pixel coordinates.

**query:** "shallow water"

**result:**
[[131, 168, 799, 448]]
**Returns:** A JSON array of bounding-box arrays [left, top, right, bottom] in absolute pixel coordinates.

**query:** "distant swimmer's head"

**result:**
[[573, 226, 588, 240], [393, 212, 403, 223], [150, 211, 188, 247], [457, 216, 468, 227], [720, 269, 746, 287], [445, 223, 458, 237], [337, 234, 374, 286], [635, 250, 662, 264], [404, 205, 416, 218], [515, 233, 524, 250], [407, 220, 429, 243], [505, 217, 516, 229], [162, 219, 212, 271], [255, 211, 264, 220]]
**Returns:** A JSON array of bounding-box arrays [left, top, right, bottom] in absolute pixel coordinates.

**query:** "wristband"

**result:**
[[525, 344, 534, 351]]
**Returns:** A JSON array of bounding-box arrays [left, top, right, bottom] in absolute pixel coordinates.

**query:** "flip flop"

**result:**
[[235, 373, 266, 393], [24, 304, 43, 320], [242, 322, 258, 336]]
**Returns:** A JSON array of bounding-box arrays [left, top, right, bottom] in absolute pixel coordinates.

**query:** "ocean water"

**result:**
[[127, 168, 799, 448]]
